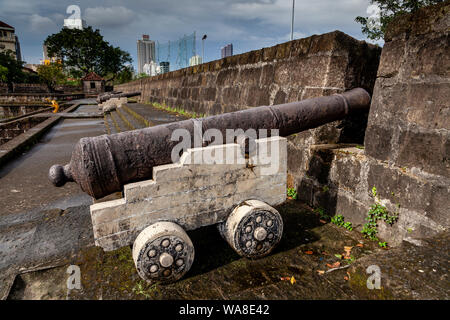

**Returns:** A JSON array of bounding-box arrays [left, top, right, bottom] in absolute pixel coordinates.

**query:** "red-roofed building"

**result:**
[[81, 72, 105, 95]]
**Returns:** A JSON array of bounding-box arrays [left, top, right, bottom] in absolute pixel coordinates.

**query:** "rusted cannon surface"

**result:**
[[97, 91, 141, 103], [49, 88, 371, 199]]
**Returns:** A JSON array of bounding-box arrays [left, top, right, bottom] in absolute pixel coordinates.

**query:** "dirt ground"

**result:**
[[6, 200, 449, 300]]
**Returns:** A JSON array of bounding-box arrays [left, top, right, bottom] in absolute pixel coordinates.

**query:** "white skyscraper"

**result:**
[[143, 61, 160, 76], [137, 35, 156, 75], [189, 55, 202, 66]]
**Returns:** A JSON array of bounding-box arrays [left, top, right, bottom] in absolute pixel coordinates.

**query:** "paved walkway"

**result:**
[[0, 103, 105, 217]]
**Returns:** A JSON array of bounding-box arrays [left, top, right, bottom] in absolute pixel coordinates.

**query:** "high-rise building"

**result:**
[[160, 61, 170, 74], [137, 35, 156, 74], [0, 21, 21, 60], [41, 44, 61, 65], [143, 61, 160, 76], [189, 55, 202, 66], [221, 43, 233, 59]]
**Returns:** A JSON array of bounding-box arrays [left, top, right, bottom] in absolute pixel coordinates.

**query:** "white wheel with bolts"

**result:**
[[132, 221, 194, 284], [220, 200, 283, 259]]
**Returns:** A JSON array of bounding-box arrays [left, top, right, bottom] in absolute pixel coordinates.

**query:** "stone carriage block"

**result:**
[[90, 136, 287, 251]]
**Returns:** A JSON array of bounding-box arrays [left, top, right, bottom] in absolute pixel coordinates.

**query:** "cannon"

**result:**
[[50, 88, 370, 199], [97, 91, 141, 112], [97, 91, 141, 104], [48, 88, 371, 283], [96, 91, 121, 104]]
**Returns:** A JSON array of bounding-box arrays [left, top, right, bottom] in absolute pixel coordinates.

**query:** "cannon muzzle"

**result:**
[[50, 88, 371, 199]]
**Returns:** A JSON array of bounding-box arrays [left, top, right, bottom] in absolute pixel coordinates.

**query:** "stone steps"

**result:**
[[109, 111, 128, 133], [121, 104, 152, 128], [101, 102, 187, 134], [124, 103, 185, 126], [103, 114, 116, 134], [116, 107, 146, 130]]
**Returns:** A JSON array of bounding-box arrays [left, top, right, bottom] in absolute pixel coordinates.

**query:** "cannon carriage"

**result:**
[[49, 88, 371, 283]]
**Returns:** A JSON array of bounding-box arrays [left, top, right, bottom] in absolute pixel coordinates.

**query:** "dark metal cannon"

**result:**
[[96, 91, 121, 103], [49, 88, 371, 199], [97, 91, 141, 103]]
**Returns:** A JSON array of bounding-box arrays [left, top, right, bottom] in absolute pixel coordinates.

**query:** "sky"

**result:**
[[0, 0, 379, 71]]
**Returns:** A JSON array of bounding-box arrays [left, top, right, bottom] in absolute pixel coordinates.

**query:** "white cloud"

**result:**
[[29, 14, 57, 33], [85, 6, 135, 28]]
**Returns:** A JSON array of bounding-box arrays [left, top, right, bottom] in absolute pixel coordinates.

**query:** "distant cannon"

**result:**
[[96, 91, 121, 104], [97, 91, 141, 112], [50, 88, 370, 199], [97, 91, 141, 104]]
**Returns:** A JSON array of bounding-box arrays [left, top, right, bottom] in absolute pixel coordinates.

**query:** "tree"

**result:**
[[0, 65, 7, 83], [356, 0, 444, 40], [0, 50, 26, 84], [37, 63, 65, 90], [44, 26, 132, 80], [113, 65, 134, 85]]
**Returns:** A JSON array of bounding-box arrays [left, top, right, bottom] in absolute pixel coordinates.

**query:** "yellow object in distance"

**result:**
[[45, 98, 59, 113]]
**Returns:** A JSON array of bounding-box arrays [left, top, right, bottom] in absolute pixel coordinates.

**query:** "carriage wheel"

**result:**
[[220, 200, 283, 259], [132, 221, 194, 284]]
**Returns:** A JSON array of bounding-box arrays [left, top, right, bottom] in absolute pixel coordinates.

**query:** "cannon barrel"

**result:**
[[98, 91, 141, 103], [96, 91, 121, 103], [49, 88, 371, 199]]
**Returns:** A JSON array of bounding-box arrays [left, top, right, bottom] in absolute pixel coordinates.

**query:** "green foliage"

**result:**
[[152, 102, 206, 118], [314, 207, 330, 221], [331, 214, 353, 231], [44, 26, 132, 80], [114, 65, 134, 85], [378, 241, 388, 248], [0, 65, 7, 82], [361, 186, 399, 242], [135, 73, 149, 79], [287, 187, 298, 200], [345, 255, 356, 264], [132, 281, 159, 299], [37, 63, 65, 89], [355, 0, 444, 40], [0, 50, 38, 84]]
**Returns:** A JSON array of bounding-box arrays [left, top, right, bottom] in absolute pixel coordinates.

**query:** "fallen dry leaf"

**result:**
[[317, 270, 325, 275], [356, 243, 364, 248], [344, 276, 349, 281], [319, 219, 327, 224], [290, 276, 296, 285], [344, 246, 353, 257], [304, 250, 313, 255], [326, 261, 341, 268]]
